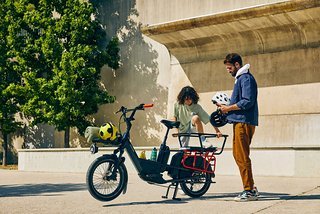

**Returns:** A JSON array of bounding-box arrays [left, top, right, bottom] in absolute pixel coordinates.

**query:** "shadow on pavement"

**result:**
[[0, 183, 86, 197], [188, 192, 290, 201], [104, 199, 187, 207], [103, 191, 320, 207], [280, 194, 320, 200], [190, 192, 320, 201]]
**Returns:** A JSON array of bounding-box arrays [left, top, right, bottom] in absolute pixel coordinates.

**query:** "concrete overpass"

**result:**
[[140, 0, 320, 176], [141, 0, 320, 91]]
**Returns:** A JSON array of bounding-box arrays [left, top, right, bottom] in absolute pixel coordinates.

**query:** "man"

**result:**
[[217, 53, 259, 201], [173, 86, 221, 148]]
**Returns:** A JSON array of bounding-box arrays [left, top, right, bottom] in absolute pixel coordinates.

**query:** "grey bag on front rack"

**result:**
[[85, 126, 100, 143]]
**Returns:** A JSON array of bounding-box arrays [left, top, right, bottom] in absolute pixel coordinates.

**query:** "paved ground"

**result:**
[[0, 169, 319, 214]]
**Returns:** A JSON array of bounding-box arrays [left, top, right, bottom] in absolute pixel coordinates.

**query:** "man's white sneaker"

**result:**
[[234, 190, 258, 202], [253, 186, 260, 196]]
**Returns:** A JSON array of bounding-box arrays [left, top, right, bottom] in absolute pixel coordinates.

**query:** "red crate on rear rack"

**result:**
[[181, 149, 217, 174]]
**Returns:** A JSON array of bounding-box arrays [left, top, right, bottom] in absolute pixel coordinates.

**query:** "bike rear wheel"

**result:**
[[180, 170, 212, 197], [86, 157, 128, 201]]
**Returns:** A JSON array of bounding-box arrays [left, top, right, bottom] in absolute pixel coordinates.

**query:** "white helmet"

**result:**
[[212, 92, 230, 105]]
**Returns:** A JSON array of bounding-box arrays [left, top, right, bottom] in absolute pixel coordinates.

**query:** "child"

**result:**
[[172, 86, 222, 147]]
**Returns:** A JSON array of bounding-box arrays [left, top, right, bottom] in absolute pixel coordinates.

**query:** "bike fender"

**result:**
[[122, 181, 128, 195], [102, 154, 118, 160], [120, 157, 128, 194]]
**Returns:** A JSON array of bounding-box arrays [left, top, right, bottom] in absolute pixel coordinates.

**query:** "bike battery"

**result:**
[[157, 144, 170, 165]]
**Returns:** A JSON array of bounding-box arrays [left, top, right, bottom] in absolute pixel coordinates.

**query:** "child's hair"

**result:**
[[224, 53, 243, 66], [177, 86, 199, 105]]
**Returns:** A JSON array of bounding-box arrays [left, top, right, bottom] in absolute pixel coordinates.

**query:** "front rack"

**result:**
[[90, 137, 122, 154], [92, 137, 121, 145]]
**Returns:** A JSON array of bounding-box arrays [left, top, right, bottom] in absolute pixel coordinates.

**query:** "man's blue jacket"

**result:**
[[227, 72, 259, 126]]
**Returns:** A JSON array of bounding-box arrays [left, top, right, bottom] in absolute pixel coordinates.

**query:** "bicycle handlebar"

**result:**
[[116, 103, 154, 128], [143, 103, 154, 108], [116, 103, 154, 114]]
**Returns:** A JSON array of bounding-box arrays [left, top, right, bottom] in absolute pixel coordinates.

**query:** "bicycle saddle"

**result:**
[[160, 120, 180, 129]]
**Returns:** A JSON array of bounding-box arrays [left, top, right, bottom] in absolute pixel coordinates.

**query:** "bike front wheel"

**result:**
[[86, 157, 128, 201], [180, 170, 212, 198]]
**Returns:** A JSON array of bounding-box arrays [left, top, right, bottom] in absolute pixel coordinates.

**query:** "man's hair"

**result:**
[[177, 86, 199, 104], [224, 53, 243, 66]]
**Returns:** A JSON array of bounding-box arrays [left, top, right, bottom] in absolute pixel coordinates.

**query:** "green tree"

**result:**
[[0, 1, 24, 166], [15, 0, 120, 148]]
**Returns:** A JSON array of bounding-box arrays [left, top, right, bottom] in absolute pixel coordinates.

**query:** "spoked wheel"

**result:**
[[86, 157, 128, 201], [180, 170, 212, 197]]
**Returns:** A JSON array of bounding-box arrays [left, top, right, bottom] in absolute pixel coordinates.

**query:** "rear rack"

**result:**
[[181, 149, 217, 174], [176, 132, 228, 155], [176, 133, 228, 174]]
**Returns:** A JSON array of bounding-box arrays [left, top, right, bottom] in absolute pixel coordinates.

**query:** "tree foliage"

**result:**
[[2, 0, 120, 148], [0, 1, 26, 165]]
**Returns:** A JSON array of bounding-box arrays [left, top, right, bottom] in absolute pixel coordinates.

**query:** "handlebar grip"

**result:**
[[143, 104, 154, 108]]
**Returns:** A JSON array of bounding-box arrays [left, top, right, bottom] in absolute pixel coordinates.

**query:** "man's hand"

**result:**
[[216, 103, 229, 114], [216, 103, 240, 114]]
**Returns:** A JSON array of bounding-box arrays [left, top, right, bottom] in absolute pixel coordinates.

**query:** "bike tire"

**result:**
[[86, 157, 128, 202], [180, 170, 212, 198]]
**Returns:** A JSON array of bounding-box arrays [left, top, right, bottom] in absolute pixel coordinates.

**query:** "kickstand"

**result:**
[[162, 183, 173, 199], [162, 182, 181, 201], [172, 182, 181, 201]]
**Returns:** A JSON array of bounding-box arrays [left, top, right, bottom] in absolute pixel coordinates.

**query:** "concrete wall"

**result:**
[[18, 0, 294, 148], [15, 1, 320, 177], [12, 0, 311, 148], [18, 147, 320, 177], [141, 0, 320, 151], [136, 0, 288, 25]]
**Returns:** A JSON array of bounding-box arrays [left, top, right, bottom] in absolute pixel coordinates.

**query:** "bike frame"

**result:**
[[92, 105, 157, 182], [92, 104, 228, 185], [115, 105, 147, 173]]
